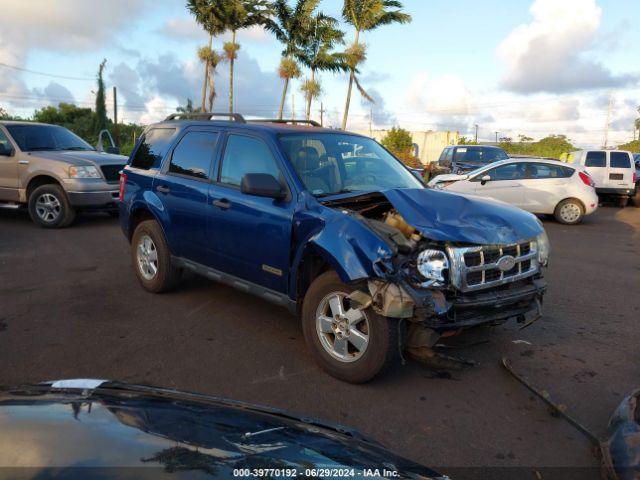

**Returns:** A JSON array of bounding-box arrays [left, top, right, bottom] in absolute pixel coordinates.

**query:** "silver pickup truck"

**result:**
[[0, 121, 127, 227]]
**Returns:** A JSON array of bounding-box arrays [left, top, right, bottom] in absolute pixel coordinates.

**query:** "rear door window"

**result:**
[[131, 128, 176, 170], [585, 151, 606, 168], [168, 131, 219, 180], [609, 152, 631, 169], [486, 163, 526, 181], [527, 163, 573, 179]]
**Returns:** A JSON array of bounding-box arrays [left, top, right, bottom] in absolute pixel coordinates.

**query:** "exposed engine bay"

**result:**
[[321, 191, 548, 355]]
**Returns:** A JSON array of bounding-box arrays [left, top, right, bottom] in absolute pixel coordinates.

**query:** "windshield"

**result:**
[[6, 124, 94, 152], [279, 133, 423, 196]]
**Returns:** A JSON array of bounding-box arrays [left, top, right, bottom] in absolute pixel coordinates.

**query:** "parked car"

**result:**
[[568, 149, 637, 207], [428, 158, 598, 225], [431, 144, 509, 176], [119, 113, 548, 383], [0, 121, 127, 227], [0, 379, 447, 479]]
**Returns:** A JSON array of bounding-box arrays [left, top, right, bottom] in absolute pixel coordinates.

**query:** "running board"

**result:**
[[0, 203, 22, 209], [172, 257, 297, 314]]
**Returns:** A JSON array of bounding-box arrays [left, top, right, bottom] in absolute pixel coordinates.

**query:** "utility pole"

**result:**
[[603, 92, 614, 149], [474, 124, 478, 143], [495, 131, 499, 144], [291, 93, 295, 121], [369, 105, 373, 137], [112, 86, 119, 147], [320, 102, 325, 127]]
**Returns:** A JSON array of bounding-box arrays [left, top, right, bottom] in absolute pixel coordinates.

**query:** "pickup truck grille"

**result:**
[[447, 241, 538, 292], [100, 164, 124, 183]]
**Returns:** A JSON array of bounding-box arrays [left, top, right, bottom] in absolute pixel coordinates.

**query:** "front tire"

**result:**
[[28, 184, 76, 228], [302, 271, 399, 383], [554, 198, 584, 225], [131, 220, 182, 293]]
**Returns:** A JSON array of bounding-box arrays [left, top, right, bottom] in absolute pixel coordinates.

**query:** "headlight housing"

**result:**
[[416, 249, 449, 287], [69, 166, 101, 179], [536, 231, 550, 267]]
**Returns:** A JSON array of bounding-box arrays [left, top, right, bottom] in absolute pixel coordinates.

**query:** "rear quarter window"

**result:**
[[609, 152, 631, 169], [130, 128, 176, 170]]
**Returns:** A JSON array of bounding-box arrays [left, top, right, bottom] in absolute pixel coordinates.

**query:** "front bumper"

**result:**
[[61, 178, 119, 209], [418, 278, 547, 332]]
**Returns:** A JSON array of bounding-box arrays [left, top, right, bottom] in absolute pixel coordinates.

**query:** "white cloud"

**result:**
[[407, 73, 474, 116], [498, 0, 637, 93], [160, 17, 272, 44], [139, 96, 170, 125]]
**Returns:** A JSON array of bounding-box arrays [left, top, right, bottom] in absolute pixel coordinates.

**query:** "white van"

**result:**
[[569, 150, 637, 206]]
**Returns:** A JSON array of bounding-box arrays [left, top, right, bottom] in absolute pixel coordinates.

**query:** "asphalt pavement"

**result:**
[[0, 205, 638, 479]]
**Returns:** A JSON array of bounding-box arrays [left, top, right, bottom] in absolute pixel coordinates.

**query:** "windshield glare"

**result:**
[[6, 124, 94, 152], [279, 133, 423, 196]]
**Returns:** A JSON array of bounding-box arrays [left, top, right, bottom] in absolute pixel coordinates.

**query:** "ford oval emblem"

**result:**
[[496, 255, 516, 272]]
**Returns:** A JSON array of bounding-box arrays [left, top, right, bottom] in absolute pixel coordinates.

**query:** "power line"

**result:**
[[0, 62, 94, 81]]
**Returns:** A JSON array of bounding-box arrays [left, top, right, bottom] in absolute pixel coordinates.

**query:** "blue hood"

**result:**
[[382, 188, 543, 245]]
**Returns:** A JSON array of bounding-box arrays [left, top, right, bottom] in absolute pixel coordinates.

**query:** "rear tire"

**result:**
[[131, 220, 182, 293], [554, 198, 584, 225], [301, 271, 399, 383], [632, 187, 640, 208], [618, 196, 629, 208], [28, 184, 76, 228]]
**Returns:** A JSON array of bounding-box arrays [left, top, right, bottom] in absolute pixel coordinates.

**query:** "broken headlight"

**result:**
[[536, 231, 550, 267], [416, 249, 449, 287]]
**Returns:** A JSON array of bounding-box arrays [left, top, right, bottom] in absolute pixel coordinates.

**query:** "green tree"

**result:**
[[297, 13, 346, 120], [265, 0, 319, 119], [198, 45, 223, 111], [0, 107, 8, 119], [94, 59, 108, 135], [220, 0, 272, 114], [381, 126, 419, 167], [500, 134, 575, 159], [341, 0, 411, 130], [618, 139, 640, 153], [176, 98, 197, 114], [188, 0, 227, 111]]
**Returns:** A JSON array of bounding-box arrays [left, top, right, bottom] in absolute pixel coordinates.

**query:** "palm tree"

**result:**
[[265, 0, 320, 119], [187, 0, 226, 111], [341, 0, 411, 130], [298, 14, 346, 121], [219, 0, 272, 114]]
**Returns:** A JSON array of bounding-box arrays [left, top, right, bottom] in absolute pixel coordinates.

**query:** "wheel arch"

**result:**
[[26, 175, 62, 200]]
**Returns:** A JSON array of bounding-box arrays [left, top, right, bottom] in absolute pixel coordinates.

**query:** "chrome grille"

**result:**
[[447, 240, 538, 292]]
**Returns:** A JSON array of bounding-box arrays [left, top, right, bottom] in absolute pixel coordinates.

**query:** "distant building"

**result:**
[[355, 129, 460, 164]]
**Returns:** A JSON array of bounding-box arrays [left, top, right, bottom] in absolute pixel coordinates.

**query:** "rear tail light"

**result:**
[[578, 171, 595, 187], [119, 172, 127, 201]]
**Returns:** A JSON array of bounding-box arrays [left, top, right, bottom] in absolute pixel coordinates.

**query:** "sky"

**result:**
[[0, 0, 638, 147]]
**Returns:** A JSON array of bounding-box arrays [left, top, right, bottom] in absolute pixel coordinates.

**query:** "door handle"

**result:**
[[212, 198, 231, 210], [156, 185, 170, 194], [18, 160, 29, 165]]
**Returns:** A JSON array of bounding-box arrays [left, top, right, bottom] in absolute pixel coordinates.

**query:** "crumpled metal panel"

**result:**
[[382, 188, 543, 245]]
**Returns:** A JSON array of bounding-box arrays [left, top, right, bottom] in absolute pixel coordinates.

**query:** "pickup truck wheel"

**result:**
[[28, 184, 76, 228], [554, 199, 583, 225], [131, 220, 182, 293], [302, 271, 399, 383]]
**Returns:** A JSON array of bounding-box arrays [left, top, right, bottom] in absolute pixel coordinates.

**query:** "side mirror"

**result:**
[[241, 173, 285, 199], [106, 146, 120, 155], [480, 174, 491, 185], [0, 143, 13, 157]]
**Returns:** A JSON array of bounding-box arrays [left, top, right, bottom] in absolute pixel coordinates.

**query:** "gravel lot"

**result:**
[[0, 206, 638, 479]]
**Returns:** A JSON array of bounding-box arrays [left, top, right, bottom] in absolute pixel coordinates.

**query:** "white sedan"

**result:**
[[428, 158, 599, 224]]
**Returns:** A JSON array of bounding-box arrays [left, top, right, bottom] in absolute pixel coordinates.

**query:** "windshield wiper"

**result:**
[[63, 146, 93, 151], [316, 188, 358, 198], [26, 147, 57, 151]]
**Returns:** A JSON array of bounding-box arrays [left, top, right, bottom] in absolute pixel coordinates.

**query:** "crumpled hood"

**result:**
[[382, 188, 543, 245], [32, 150, 128, 166]]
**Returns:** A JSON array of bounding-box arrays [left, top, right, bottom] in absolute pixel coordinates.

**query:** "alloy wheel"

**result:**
[[137, 235, 159, 280], [35, 193, 61, 223], [559, 202, 581, 223], [315, 292, 370, 363]]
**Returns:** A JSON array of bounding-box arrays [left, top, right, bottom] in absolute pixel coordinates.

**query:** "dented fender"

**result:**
[[290, 203, 396, 297]]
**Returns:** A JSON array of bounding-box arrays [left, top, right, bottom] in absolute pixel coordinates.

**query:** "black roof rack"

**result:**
[[164, 112, 246, 123], [248, 119, 322, 127]]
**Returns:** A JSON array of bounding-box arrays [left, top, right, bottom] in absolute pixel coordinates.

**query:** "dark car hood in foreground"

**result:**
[[33, 150, 128, 166], [325, 188, 543, 245], [0, 381, 445, 479]]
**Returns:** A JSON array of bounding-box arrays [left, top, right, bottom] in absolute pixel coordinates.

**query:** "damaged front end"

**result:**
[[320, 189, 548, 354]]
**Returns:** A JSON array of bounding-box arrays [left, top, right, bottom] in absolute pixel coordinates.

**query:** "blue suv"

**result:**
[[119, 113, 548, 383]]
